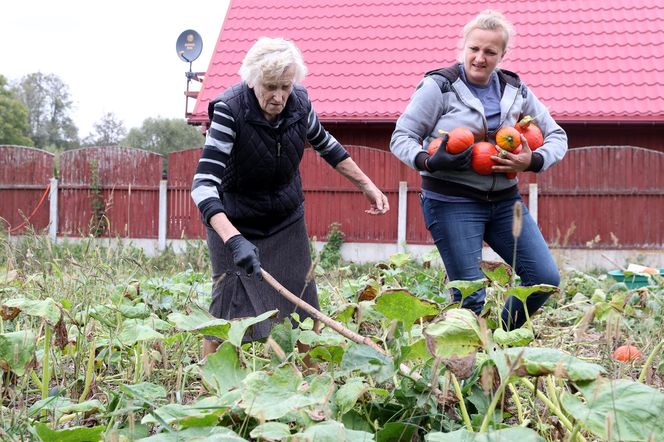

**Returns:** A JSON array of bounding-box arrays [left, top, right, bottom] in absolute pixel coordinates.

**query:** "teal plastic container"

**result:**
[[608, 269, 664, 289]]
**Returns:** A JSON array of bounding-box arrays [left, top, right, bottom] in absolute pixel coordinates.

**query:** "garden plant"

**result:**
[[0, 227, 663, 441]]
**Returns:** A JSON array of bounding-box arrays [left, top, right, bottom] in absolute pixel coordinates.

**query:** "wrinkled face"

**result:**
[[253, 65, 296, 121], [463, 28, 506, 85]]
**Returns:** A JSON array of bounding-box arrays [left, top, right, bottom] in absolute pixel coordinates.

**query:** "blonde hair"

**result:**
[[239, 37, 307, 87], [461, 10, 514, 53]]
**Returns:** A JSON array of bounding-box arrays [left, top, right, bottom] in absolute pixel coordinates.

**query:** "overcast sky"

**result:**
[[2, 1, 230, 137]]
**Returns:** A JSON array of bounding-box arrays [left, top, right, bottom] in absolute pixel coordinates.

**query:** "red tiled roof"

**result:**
[[190, 0, 664, 124]]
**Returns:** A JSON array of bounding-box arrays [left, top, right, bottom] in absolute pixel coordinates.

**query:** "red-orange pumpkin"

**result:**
[[515, 115, 544, 150], [445, 127, 475, 154], [427, 127, 475, 156], [612, 344, 642, 362], [427, 137, 444, 156], [496, 126, 522, 152], [471, 142, 498, 175]]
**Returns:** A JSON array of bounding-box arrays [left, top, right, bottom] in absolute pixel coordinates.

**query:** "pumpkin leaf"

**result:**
[[136, 426, 245, 441], [340, 343, 395, 383], [424, 309, 483, 359], [141, 401, 225, 429], [250, 422, 292, 441], [445, 279, 487, 301], [119, 382, 167, 405], [240, 367, 333, 420], [117, 323, 163, 347], [561, 378, 664, 441], [33, 423, 105, 442], [493, 328, 534, 347], [2, 298, 61, 326], [298, 328, 348, 347], [507, 284, 558, 304], [426, 427, 545, 441], [374, 289, 439, 330], [0, 330, 36, 376], [377, 422, 418, 442], [168, 309, 231, 340], [480, 261, 512, 286], [295, 420, 375, 442], [227, 310, 278, 347], [401, 338, 430, 361], [334, 303, 358, 324], [491, 347, 605, 382], [119, 303, 151, 319], [200, 341, 247, 394], [389, 252, 412, 268], [335, 377, 368, 414]]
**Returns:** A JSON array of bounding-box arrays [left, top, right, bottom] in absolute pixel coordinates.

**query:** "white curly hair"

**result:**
[[239, 37, 308, 87]]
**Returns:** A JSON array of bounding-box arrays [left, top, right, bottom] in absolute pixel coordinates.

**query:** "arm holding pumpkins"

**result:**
[[390, 78, 447, 170], [492, 89, 567, 174], [424, 133, 472, 172], [518, 89, 567, 171], [491, 134, 534, 174]]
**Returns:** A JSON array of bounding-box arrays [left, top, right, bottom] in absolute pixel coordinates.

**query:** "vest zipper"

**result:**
[[276, 132, 283, 157]]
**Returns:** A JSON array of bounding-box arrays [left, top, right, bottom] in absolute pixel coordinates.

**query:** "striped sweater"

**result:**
[[191, 82, 349, 233]]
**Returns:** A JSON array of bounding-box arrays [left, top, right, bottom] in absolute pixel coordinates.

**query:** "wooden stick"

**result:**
[[261, 269, 384, 353], [261, 268, 456, 403], [601, 253, 625, 271]]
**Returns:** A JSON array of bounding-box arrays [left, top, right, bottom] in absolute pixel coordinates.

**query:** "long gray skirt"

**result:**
[[206, 216, 318, 342]]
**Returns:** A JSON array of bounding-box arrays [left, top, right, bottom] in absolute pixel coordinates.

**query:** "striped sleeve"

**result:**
[[191, 100, 236, 225], [306, 105, 350, 167]]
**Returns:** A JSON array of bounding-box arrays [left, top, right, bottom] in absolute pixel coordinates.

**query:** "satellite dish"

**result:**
[[176, 29, 203, 63]]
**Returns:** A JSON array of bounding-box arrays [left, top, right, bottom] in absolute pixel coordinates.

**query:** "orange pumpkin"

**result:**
[[445, 127, 475, 154], [515, 115, 543, 150], [612, 344, 642, 362], [471, 142, 498, 175], [496, 126, 522, 152]]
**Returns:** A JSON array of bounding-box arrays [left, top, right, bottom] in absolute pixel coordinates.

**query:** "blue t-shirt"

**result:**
[[460, 66, 502, 133]]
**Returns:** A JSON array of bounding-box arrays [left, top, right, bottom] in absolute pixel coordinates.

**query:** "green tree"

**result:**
[[12, 72, 79, 149], [0, 75, 33, 146], [122, 117, 203, 156], [82, 112, 127, 146]]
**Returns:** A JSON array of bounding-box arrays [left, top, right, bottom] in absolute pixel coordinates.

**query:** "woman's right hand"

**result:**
[[425, 134, 472, 172]]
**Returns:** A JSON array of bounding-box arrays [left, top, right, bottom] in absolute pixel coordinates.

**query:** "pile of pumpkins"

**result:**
[[427, 115, 543, 178]]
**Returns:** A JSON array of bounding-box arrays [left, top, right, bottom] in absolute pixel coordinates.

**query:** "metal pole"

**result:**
[[158, 179, 168, 251], [397, 181, 408, 252], [48, 178, 58, 242], [528, 183, 538, 225]]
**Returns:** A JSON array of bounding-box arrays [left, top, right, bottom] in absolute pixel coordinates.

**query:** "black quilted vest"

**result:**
[[207, 83, 310, 222]]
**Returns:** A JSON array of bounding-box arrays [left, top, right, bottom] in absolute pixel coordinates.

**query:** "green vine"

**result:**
[[320, 222, 344, 269], [88, 159, 108, 237]]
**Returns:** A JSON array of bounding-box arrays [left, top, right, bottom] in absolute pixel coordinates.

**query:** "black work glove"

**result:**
[[425, 134, 472, 172], [225, 234, 262, 279]]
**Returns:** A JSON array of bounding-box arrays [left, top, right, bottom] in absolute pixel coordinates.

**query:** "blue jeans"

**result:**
[[420, 194, 560, 330]]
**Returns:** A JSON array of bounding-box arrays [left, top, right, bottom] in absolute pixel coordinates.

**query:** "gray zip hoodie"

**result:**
[[390, 64, 568, 199]]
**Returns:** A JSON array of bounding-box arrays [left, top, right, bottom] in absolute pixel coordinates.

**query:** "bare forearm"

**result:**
[[335, 157, 389, 215], [335, 157, 374, 190], [209, 212, 240, 242]]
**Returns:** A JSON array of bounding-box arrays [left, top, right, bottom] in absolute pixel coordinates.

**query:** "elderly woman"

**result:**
[[192, 37, 389, 356], [391, 10, 568, 330]]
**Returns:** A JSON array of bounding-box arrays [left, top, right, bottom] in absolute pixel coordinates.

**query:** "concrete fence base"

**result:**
[[13, 235, 663, 273]]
